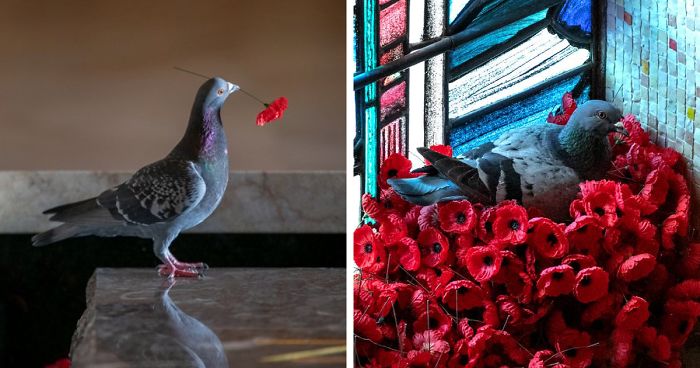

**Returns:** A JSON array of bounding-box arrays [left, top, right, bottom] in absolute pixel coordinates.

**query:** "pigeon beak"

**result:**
[[227, 82, 239, 94], [612, 121, 629, 136]]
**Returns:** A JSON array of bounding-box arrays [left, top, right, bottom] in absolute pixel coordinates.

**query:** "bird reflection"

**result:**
[[98, 280, 229, 368]]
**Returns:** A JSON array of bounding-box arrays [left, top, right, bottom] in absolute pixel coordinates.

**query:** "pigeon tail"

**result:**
[[32, 224, 83, 247], [43, 198, 99, 221]]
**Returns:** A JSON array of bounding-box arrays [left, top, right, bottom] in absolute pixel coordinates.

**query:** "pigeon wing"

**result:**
[[98, 159, 206, 225], [417, 147, 493, 205]]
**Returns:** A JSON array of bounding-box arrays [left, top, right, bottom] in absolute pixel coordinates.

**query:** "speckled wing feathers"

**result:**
[[97, 160, 206, 225]]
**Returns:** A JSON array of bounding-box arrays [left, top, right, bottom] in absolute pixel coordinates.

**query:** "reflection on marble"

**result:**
[[71, 268, 345, 367], [0, 171, 344, 234]]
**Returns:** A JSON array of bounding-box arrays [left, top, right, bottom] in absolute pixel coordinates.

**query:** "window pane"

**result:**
[[448, 9, 548, 72], [449, 74, 590, 155], [379, 0, 407, 48], [380, 117, 407, 161], [380, 81, 407, 121], [448, 28, 590, 119], [448, 0, 472, 23], [556, 0, 592, 37]]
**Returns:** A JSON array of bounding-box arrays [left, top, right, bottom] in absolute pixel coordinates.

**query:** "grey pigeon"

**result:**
[[32, 77, 238, 278], [388, 100, 624, 221]]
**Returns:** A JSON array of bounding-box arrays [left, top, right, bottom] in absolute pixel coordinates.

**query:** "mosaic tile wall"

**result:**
[[605, 0, 700, 212]]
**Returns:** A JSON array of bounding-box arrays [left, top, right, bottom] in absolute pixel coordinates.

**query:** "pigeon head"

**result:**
[[567, 100, 625, 137], [196, 77, 239, 109]]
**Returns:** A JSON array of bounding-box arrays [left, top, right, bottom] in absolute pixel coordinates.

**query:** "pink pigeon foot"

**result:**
[[157, 263, 204, 278]]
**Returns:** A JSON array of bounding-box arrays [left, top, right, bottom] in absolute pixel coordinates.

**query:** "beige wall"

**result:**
[[0, 0, 344, 170]]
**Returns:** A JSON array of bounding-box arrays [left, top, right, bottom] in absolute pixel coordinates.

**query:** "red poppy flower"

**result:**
[[425, 144, 453, 165], [580, 181, 618, 227], [438, 200, 477, 234], [454, 234, 475, 269], [412, 330, 451, 355], [611, 328, 635, 367], [619, 113, 650, 146], [416, 227, 450, 267], [620, 218, 658, 255], [415, 266, 454, 295], [354, 309, 383, 342], [528, 217, 569, 258], [537, 265, 575, 298], [491, 201, 529, 245], [355, 279, 399, 318], [556, 329, 594, 368], [617, 253, 656, 282], [45, 358, 71, 368], [668, 279, 700, 300], [362, 189, 412, 220], [637, 326, 672, 361], [581, 292, 620, 326], [393, 237, 421, 271], [447, 339, 471, 368], [418, 203, 439, 231], [614, 296, 649, 331], [256, 97, 288, 126], [569, 198, 586, 218], [662, 213, 688, 250], [547, 92, 577, 125], [354, 225, 387, 274], [679, 243, 700, 279], [378, 213, 408, 244], [468, 327, 529, 365], [565, 216, 604, 257], [412, 304, 452, 337], [441, 280, 484, 310], [573, 267, 609, 303], [528, 350, 558, 368], [465, 245, 503, 282], [457, 318, 474, 339], [561, 254, 597, 274], [379, 153, 415, 189]]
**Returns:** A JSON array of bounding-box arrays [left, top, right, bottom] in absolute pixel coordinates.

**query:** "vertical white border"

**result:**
[[346, 0, 356, 366]]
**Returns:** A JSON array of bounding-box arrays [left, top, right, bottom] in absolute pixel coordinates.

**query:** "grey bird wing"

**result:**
[[97, 159, 206, 225]]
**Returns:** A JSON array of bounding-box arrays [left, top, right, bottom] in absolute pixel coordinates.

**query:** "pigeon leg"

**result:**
[[153, 233, 202, 278], [166, 251, 209, 271]]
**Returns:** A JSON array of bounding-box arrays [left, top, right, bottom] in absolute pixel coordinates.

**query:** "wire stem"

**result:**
[[173, 66, 269, 106]]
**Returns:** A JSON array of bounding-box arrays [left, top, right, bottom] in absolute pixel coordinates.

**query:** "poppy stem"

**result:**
[[173, 66, 269, 106]]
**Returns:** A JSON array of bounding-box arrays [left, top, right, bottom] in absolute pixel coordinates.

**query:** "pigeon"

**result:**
[[388, 100, 624, 221], [32, 77, 238, 278]]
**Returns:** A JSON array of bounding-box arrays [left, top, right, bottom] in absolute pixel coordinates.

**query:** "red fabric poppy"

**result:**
[[580, 182, 618, 227], [412, 330, 451, 358], [561, 254, 597, 274], [415, 266, 454, 295], [354, 225, 387, 274], [679, 243, 700, 278], [537, 265, 575, 298], [637, 326, 672, 362], [454, 234, 475, 269], [362, 190, 411, 220], [547, 92, 577, 125], [565, 216, 604, 257], [457, 318, 474, 340], [491, 201, 529, 245], [617, 253, 656, 282], [394, 237, 421, 271], [438, 200, 477, 234], [614, 296, 649, 331], [619, 113, 650, 146], [469, 327, 530, 365], [378, 213, 408, 244], [418, 203, 439, 231], [668, 279, 700, 300], [447, 339, 471, 368], [638, 167, 670, 213], [528, 217, 569, 258], [573, 267, 609, 303], [412, 304, 452, 337], [610, 328, 635, 367], [569, 198, 586, 219], [441, 280, 484, 311], [581, 292, 620, 326], [417, 227, 450, 267], [354, 308, 383, 342], [44, 358, 71, 368], [379, 153, 415, 189], [528, 350, 558, 368], [425, 144, 453, 165], [465, 245, 503, 282], [556, 329, 594, 368], [256, 96, 288, 126], [662, 213, 687, 250]]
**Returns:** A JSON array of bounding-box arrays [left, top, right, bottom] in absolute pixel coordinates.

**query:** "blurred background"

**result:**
[[0, 0, 344, 171]]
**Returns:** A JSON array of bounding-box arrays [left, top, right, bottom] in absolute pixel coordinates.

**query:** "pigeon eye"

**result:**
[[596, 111, 607, 120], [217, 88, 225, 96]]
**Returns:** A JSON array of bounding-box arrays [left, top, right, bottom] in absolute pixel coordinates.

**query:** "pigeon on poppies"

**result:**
[[388, 100, 624, 221], [32, 77, 238, 278]]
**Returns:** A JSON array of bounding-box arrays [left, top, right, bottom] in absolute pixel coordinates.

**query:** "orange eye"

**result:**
[[217, 88, 225, 96]]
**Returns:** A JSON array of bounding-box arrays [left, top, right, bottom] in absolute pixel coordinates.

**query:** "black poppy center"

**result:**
[[364, 243, 373, 253], [565, 349, 578, 357], [616, 208, 623, 217], [457, 286, 468, 294], [679, 320, 689, 333], [375, 256, 381, 263], [435, 268, 442, 276], [483, 256, 494, 266], [427, 318, 439, 329], [459, 355, 469, 365], [456, 212, 466, 224], [569, 261, 581, 273], [552, 272, 564, 281], [547, 233, 558, 246], [509, 220, 520, 230], [387, 169, 398, 178], [383, 200, 393, 209], [485, 221, 493, 233], [577, 225, 588, 233], [594, 207, 605, 216], [580, 275, 592, 286], [433, 242, 442, 253]]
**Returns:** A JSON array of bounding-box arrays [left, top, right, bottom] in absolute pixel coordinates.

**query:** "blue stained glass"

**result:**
[[448, 9, 547, 71], [365, 106, 378, 196], [450, 74, 589, 155], [557, 0, 592, 35], [449, 0, 472, 23], [363, 0, 378, 197]]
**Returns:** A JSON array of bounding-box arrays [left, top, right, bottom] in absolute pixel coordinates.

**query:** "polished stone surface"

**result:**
[[71, 268, 345, 367], [0, 171, 344, 234]]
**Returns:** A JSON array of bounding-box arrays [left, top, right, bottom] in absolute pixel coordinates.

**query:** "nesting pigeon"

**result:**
[[388, 100, 624, 221], [32, 77, 238, 278]]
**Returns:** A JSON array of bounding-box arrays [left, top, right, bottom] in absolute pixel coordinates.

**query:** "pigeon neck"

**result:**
[[557, 124, 610, 178], [172, 106, 227, 161]]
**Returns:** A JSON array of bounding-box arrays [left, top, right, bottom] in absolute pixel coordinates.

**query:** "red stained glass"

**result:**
[[380, 118, 406, 162], [380, 81, 406, 121], [379, 0, 407, 48], [380, 44, 404, 65]]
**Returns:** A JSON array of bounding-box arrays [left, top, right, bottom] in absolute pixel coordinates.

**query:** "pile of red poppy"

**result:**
[[354, 104, 699, 367]]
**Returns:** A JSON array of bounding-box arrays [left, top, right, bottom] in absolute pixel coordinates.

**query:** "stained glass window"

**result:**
[[354, 0, 597, 207]]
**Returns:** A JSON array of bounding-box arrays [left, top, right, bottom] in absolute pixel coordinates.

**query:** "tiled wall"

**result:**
[[605, 0, 699, 200]]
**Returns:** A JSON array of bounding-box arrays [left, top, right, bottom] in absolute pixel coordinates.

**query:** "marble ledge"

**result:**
[[71, 268, 346, 367], [0, 171, 344, 234]]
